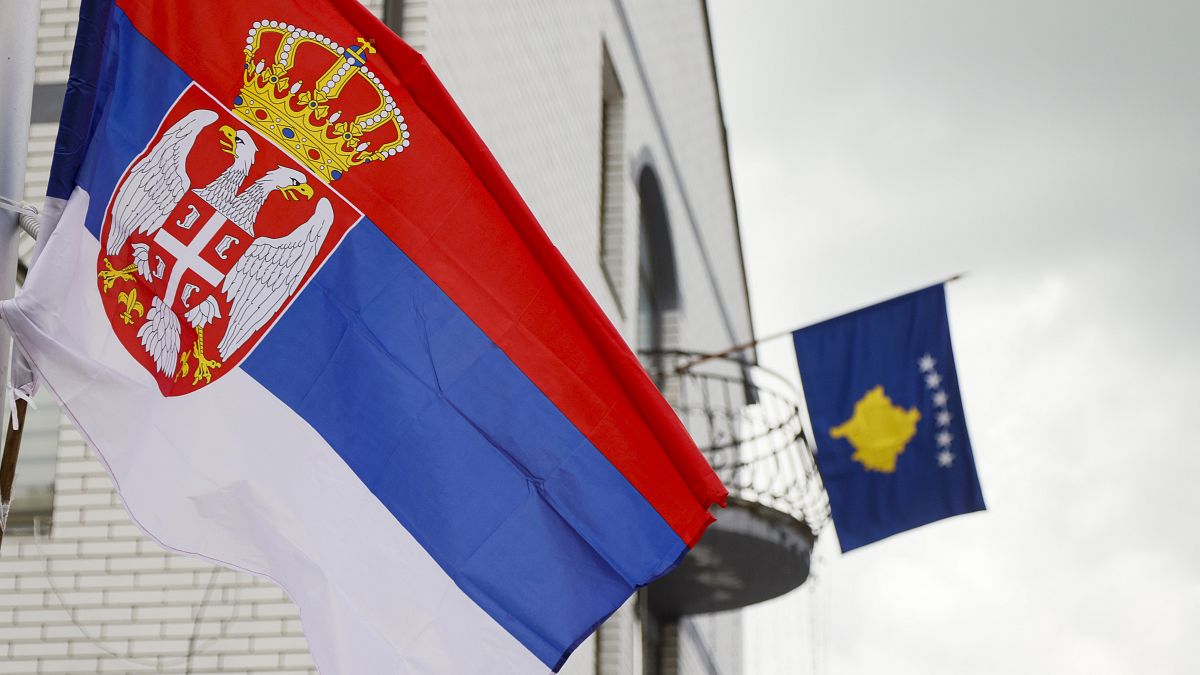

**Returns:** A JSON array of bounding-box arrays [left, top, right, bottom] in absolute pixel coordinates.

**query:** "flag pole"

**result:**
[[676, 272, 966, 374], [0, 0, 41, 551]]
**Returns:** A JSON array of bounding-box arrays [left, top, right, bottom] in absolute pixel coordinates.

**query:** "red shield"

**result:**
[[96, 85, 360, 396]]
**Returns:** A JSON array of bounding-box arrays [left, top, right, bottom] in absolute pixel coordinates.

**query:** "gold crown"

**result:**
[[233, 19, 410, 182]]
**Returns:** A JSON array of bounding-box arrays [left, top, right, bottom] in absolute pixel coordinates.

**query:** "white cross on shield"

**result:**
[[153, 211, 238, 308]]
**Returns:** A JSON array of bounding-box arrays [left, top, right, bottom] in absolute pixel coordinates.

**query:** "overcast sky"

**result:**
[[708, 1, 1199, 672]]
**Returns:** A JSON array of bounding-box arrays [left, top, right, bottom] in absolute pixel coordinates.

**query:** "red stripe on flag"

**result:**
[[118, 0, 727, 547]]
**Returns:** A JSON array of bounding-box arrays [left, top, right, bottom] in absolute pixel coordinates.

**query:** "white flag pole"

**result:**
[[0, 0, 40, 550]]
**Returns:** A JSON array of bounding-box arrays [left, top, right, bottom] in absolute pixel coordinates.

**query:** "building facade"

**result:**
[[0, 1, 756, 673]]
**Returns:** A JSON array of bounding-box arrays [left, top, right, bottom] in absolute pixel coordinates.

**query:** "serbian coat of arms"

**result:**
[[96, 20, 410, 396]]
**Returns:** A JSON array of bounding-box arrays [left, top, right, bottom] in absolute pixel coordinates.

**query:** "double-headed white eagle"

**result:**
[[194, 127, 313, 236], [107, 108, 332, 381]]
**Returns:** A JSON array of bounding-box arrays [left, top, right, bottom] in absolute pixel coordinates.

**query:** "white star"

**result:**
[[925, 372, 942, 389], [918, 353, 936, 372], [936, 430, 953, 448], [937, 449, 955, 467], [936, 410, 952, 427], [932, 390, 948, 407]]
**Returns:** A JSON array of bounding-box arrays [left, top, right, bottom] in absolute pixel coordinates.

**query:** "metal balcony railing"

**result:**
[[642, 350, 830, 535]]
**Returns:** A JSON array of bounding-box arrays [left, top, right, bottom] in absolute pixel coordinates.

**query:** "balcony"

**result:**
[[641, 351, 829, 617]]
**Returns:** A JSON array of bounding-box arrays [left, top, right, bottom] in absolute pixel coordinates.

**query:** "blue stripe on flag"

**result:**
[[71, 8, 192, 235], [243, 220, 686, 667], [47, 0, 117, 200]]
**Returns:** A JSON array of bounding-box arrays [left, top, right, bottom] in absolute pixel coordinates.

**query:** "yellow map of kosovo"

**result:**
[[829, 385, 921, 473]]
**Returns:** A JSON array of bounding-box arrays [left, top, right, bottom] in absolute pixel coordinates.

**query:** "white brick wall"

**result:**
[[0, 420, 317, 674], [398, 0, 430, 51], [35, 0, 80, 84], [679, 613, 743, 675], [597, 599, 641, 675]]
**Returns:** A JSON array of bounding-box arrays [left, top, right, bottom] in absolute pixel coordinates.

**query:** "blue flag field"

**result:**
[[793, 284, 985, 552]]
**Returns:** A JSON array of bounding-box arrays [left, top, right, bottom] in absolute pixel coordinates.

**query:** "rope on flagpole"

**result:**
[[674, 272, 967, 374]]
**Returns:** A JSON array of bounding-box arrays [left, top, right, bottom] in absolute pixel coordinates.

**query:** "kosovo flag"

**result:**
[[793, 284, 985, 552]]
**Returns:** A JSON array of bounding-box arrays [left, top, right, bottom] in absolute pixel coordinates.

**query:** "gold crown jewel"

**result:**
[[233, 19, 411, 182]]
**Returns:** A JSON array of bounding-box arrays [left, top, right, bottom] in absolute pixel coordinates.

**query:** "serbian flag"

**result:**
[[1, 0, 726, 671]]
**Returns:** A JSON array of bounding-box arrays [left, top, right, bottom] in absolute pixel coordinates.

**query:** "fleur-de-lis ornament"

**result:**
[[117, 288, 145, 325]]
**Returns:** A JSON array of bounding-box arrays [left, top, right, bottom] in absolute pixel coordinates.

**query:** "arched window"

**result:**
[[636, 166, 678, 386]]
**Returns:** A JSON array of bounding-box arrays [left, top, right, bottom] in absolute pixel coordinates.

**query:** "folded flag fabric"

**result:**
[[0, 1, 727, 671], [792, 284, 985, 552]]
